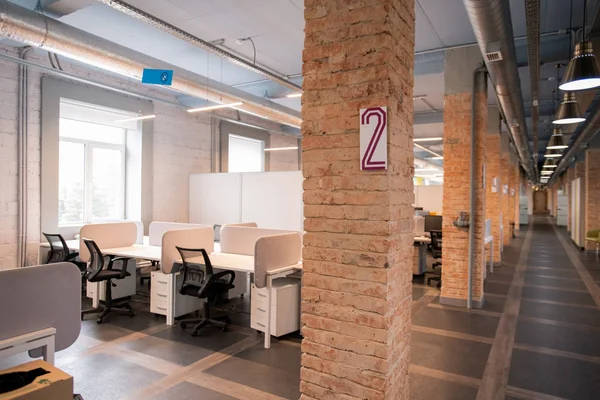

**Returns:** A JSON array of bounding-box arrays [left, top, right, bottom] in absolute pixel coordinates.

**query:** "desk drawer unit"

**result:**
[[150, 271, 202, 318], [250, 278, 300, 337]]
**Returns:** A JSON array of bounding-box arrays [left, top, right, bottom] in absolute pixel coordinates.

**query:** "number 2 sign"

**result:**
[[360, 106, 388, 171]]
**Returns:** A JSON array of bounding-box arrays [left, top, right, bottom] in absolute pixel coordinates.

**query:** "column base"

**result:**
[[440, 294, 485, 309]]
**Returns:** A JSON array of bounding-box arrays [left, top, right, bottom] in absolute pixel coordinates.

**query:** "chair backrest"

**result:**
[[176, 247, 212, 295], [430, 231, 442, 256], [82, 238, 105, 281], [42, 233, 70, 264]]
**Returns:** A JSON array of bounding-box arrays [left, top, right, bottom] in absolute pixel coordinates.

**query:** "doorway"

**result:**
[[533, 191, 547, 214]]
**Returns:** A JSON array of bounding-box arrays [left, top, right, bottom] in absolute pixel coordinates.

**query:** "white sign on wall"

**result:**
[[503, 184, 509, 195], [510, 188, 515, 197], [492, 177, 499, 193], [360, 106, 387, 170]]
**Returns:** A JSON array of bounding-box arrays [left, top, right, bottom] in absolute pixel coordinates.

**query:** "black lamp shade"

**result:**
[[553, 92, 585, 124], [560, 40, 600, 91], [546, 129, 568, 150]]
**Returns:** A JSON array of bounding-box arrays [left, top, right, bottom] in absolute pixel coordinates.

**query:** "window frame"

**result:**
[[219, 120, 271, 172], [58, 126, 127, 226]]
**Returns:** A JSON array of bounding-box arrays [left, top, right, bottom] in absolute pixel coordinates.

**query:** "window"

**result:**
[[228, 134, 265, 172], [58, 118, 126, 225]]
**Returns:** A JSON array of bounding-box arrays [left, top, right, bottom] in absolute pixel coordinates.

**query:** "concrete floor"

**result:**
[[1, 216, 599, 399]]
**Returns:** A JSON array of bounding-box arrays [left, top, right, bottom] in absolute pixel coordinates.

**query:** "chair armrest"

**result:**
[[108, 256, 131, 278], [209, 270, 236, 286], [64, 252, 79, 262]]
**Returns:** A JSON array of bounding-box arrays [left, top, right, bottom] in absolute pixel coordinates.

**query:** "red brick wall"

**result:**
[[567, 167, 574, 231], [514, 165, 521, 230], [501, 151, 511, 246], [485, 135, 502, 262], [441, 86, 487, 303], [301, 1, 415, 398], [585, 149, 600, 249]]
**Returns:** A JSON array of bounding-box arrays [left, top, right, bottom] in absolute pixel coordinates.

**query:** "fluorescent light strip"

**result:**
[[187, 102, 243, 113], [414, 137, 443, 142], [264, 147, 299, 152], [543, 153, 562, 158], [414, 143, 443, 158], [115, 114, 156, 123], [286, 93, 302, 98], [428, 156, 444, 160]]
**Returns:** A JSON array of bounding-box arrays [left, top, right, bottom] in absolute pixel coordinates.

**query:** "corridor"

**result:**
[[410, 216, 600, 400]]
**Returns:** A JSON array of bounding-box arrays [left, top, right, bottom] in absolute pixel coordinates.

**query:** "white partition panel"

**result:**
[[241, 171, 303, 231], [189, 173, 242, 226], [414, 185, 443, 214]]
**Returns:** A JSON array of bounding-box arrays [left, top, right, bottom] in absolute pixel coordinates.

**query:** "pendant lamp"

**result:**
[[546, 128, 568, 150], [543, 158, 557, 168], [560, 0, 600, 91], [543, 148, 562, 158], [553, 92, 585, 124]]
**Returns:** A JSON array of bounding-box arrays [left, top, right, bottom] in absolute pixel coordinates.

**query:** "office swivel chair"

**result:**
[[81, 238, 134, 324], [427, 230, 442, 287], [43, 233, 87, 291], [176, 247, 236, 337]]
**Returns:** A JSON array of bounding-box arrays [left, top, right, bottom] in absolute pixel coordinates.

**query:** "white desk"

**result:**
[[175, 252, 302, 348], [102, 244, 161, 262]]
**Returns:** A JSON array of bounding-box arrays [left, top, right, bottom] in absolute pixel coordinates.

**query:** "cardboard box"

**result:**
[[0, 360, 73, 400]]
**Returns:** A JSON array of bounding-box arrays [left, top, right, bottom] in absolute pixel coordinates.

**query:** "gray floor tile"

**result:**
[[79, 319, 136, 342], [482, 294, 507, 313], [120, 334, 214, 366], [205, 343, 300, 400], [413, 306, 500, 338], [508, 349, 600, 400], [58, 352, 164, 400], [519, 300, 600, 327], [413, 286, 427, 301], [525, 269, 580, 279], [150, 382, 236, 400], [234, 341, 301, 374], [411, 332, 491, 379], [485, 281, 511, 295], [515, 318, 600, 357], [410, 373, 477, 400], [523, 275, 587, 290], [151, 324, 248, 352], [521, 286, 595, 306]]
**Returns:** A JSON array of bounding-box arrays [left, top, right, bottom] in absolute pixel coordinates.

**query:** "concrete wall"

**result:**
[[0, 44, 299, 269]]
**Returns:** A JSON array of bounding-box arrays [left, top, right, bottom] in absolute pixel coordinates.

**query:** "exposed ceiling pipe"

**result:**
[[549, 98, 600, 184], [95, 0, 302, 93], [0, 0, 302, 128], [463, 0, 536, 181], [525, 0, 540, 177]]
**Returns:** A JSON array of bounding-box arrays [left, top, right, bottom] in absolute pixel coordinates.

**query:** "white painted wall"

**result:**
[[414, 185, 443, 214]]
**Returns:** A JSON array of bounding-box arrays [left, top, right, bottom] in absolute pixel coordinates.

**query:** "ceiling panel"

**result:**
[[415, 1, 445, 52], [417, 0, 474, 48]]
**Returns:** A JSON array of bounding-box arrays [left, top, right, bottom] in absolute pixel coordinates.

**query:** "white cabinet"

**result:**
[[250, 278, 300, 337], [519, 196, 529, 225], [557, 194, 568, 227], [150, 271, 202, 319]]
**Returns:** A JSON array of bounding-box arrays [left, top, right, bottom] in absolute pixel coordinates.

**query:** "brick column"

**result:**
[[585, 148, 600, 249], [485, 108, 502, 263], [514, 164, 521, 231], [567, 167, 574, 231], [500, 136, 511, 247], [301, 1, 415, 398], [508, 150, 517, 238], [441, 46, 487, 308]]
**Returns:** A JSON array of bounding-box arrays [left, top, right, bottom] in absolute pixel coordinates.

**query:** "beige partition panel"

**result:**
[[220, 226, 299, 255], [79, 222, 137, 262], [149, 221, 212, 246], [0, 263, 81, 354], [161, 227, 215, 274], [254, 233, 302, 288]]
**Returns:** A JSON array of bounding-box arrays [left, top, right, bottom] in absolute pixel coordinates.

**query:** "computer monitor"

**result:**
[[424, 215, 442, 232]]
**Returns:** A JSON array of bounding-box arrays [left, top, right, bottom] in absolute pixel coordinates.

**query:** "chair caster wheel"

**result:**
[[191, 331, 198, 337], [180, 322, 187, 329], [96, 317, 103, 324], [129, 311, 135, 317]]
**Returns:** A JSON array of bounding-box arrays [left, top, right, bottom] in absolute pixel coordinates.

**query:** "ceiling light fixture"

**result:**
[[264, 147, 299, 152], [286, 93, 302, 98], [546, 128, 568, 150], [553, 92, 585, 124], [428, 156, 444, 160], [114, 114, 156, 123], [543, 149, 562, 158], [414, 137, 443, 142], [543, 159, 557, 168], [187, 102, 244, 113], [541, 171, 552, 175], [560, 0, 600, 91], [414, 143, 443, 158]]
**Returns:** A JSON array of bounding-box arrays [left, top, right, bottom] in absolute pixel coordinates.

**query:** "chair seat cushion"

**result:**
[[88, 270, 130, 282], [181, 280, 234, 297]]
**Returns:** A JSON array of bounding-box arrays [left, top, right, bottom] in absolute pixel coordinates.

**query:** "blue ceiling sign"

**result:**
[[142, 69, 173, 86]]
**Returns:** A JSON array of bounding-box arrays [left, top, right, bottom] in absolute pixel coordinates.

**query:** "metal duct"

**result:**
[[0, 0, 302, 128], [525, 0, 540, 177], [463, 0, 536, 180], [96, 0, 302, 93]]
